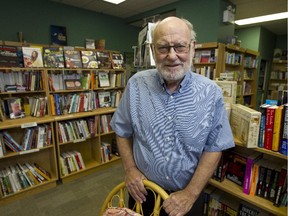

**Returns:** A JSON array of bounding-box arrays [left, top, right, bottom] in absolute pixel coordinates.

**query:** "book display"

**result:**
[[0, 40, 126, 201], [267, 60, 288, 101], [193, 43, 259, 109], [193, 42, 225, 80]]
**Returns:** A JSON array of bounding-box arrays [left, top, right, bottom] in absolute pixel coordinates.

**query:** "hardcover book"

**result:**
[[0, 45, 19, 67], [98, 71, 110, 87], [96, 50, 112, 69], [264, 105, 277, 150], [63, 49, 82, 68], [230, 104, 261, 148], [43, 47, 65, 68], [98, 91, 111, 108], [81, 50, 98, 69], [110, 52, 124, 69], [22, 46, 44, 68]]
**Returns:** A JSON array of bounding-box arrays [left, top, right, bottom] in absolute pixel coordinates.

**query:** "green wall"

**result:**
[[0, 0, 139, 52]]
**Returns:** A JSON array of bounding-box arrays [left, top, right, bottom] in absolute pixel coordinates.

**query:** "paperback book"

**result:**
[[22, 46, 44, 68], [81, 50, 98, 69], [0, 45, 20, 67]]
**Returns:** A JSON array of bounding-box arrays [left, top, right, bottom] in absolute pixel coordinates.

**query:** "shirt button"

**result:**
[[170, 96, 173, 99], [166, 157, 169, 161], [168, 116, 172, 120], [166, 176, 170, 180]]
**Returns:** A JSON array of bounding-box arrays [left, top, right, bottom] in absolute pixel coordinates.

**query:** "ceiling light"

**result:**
[[103, 0, 126, 4], [235, 12, 288, 25]]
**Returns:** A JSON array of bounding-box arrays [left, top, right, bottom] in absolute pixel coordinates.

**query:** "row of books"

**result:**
[[101, 142, 112, 163], [0, 70, 43, 92], [243, 56, 258, 68], [50, 90, 121, 116], [219, 70, 241, 82], [0, 96, 47, 120], [57, 119, 91, 144], [0, 125, 52, 156], [258, 102, 287, 154], [0, 162, 51, 197], [59, 151, 85, 176], [0, 45, 124, 69], [203, 185, 271, 216], [48, 70, 125, 91], [194, 66, 216, 80], [225, 52, 243, 65], [214, 148, 287, 207], [194, 49, 218, 64], [270, 70, 288, 80]]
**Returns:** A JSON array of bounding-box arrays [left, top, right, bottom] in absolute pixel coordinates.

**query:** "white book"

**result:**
[[230, 104, 261, 148], [98, 71, 110, 87]]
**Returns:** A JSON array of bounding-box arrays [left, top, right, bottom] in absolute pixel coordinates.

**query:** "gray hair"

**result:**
[[151, 17, 197, 43]]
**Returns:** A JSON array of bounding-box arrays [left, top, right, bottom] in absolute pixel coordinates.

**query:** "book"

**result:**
[[271, 105, 283, 151], [279, 104, 288, 155], [22, 46, 44, 67], [81, 50, 98, 69], [96, 50, 112, 69], [243, 152, 263, 195], [110, 52, 124, 69], [85, 38, 95, 49], [98, 71, 110, 87], [230, 104, 261, 148], [43, 47, 65, 68], [0, 45, 20, 67], [215, 80, 237, 104], [249, 161, 260, 197], [237, 201, 270, 216], [63, 49, 82, 68], [264, 105, 277, 150], [98, 91, 111, 108], [258, 104, 271, 148], [274, 167, 287, 206], [5, 97, 25, 119]]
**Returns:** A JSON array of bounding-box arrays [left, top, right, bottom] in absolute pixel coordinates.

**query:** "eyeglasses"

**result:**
[[154, 44, 191, 54]]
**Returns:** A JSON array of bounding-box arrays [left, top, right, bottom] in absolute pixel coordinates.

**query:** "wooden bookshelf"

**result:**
[[0, 42, 126, 204]]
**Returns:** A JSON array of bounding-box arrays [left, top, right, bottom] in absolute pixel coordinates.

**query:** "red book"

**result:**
[[264, 106, 277, 150]]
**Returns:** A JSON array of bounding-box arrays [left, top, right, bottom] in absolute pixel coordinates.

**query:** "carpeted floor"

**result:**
[[0, 162, 125, 216]]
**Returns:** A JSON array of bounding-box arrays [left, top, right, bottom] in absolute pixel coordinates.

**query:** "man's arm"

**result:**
[[163, 151, 222, 215], [116, 135, 147, 203]]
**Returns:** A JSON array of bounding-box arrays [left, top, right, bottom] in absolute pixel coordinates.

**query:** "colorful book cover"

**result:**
[[43, 47, 64, 68], [272, 105, 283, 151], [96, 50, 112, 69], [22, 47, 44, 68], [0, 45, 19, 67], [110, 52, 124, 69], [81, 51, 98, 69], [264, 105, 277, 150], [64, 50, 82, 68]]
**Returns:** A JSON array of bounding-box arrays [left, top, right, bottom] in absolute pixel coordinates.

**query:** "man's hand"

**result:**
[[162, 190, 194, 216], [125, 166, 148, 203]]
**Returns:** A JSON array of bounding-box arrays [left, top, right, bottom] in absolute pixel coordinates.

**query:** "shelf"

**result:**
[[209, 179, 287, 216], [0, 116, 54, 130]]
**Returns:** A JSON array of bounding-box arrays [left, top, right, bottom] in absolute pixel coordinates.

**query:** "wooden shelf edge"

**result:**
[[209, 179, 287, 216]]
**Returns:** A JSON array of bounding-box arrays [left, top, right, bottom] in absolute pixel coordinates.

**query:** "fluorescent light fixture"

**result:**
[[235, 12, 288, 25], [103, 0, 126, 4]]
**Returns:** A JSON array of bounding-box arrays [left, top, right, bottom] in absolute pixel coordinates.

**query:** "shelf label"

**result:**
[[19, 148, 40, 155], [21, 122, 37, 128]]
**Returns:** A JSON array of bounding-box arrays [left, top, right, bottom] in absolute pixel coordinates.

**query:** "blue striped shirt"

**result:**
[[110, 69, 234, 191]]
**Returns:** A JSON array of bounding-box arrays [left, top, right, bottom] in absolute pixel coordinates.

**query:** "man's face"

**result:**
[[152, 19, 194, 82]]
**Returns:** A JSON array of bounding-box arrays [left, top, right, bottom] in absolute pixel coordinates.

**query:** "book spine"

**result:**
[[258, 106, 267, 148], [272, 106, 283, 151], [279, 105, 288, 155], [264, 107, 275, 150]]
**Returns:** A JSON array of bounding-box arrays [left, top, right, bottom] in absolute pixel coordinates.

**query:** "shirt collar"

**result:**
[[157, 71, 194, 93]]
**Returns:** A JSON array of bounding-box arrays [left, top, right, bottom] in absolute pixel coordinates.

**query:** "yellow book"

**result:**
[[50, 94, 56, 116], [33, 167, 51, 181], [272, 105, 283, 151]]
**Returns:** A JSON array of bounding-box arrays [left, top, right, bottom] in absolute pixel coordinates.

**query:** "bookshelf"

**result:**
[[0, 67, 58, 204], [193, 43, 259, 109], [243, 49, 259, 109], [0, 41, 126, 201], [267, 60, 287, 100], [193, 42, 225, 80], [47, 68, 125, 183]]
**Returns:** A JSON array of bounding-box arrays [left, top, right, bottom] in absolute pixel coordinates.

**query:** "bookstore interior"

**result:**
[[0, 0, 287, 215]]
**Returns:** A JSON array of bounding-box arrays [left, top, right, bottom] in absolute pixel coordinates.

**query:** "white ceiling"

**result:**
[[51, 0, 287, 35]]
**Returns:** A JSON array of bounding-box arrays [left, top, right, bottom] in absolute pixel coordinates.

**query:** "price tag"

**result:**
[[21, 122, 37, 128]]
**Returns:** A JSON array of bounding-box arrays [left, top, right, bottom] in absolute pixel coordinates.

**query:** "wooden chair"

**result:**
[[100, 179, 169, 216]]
